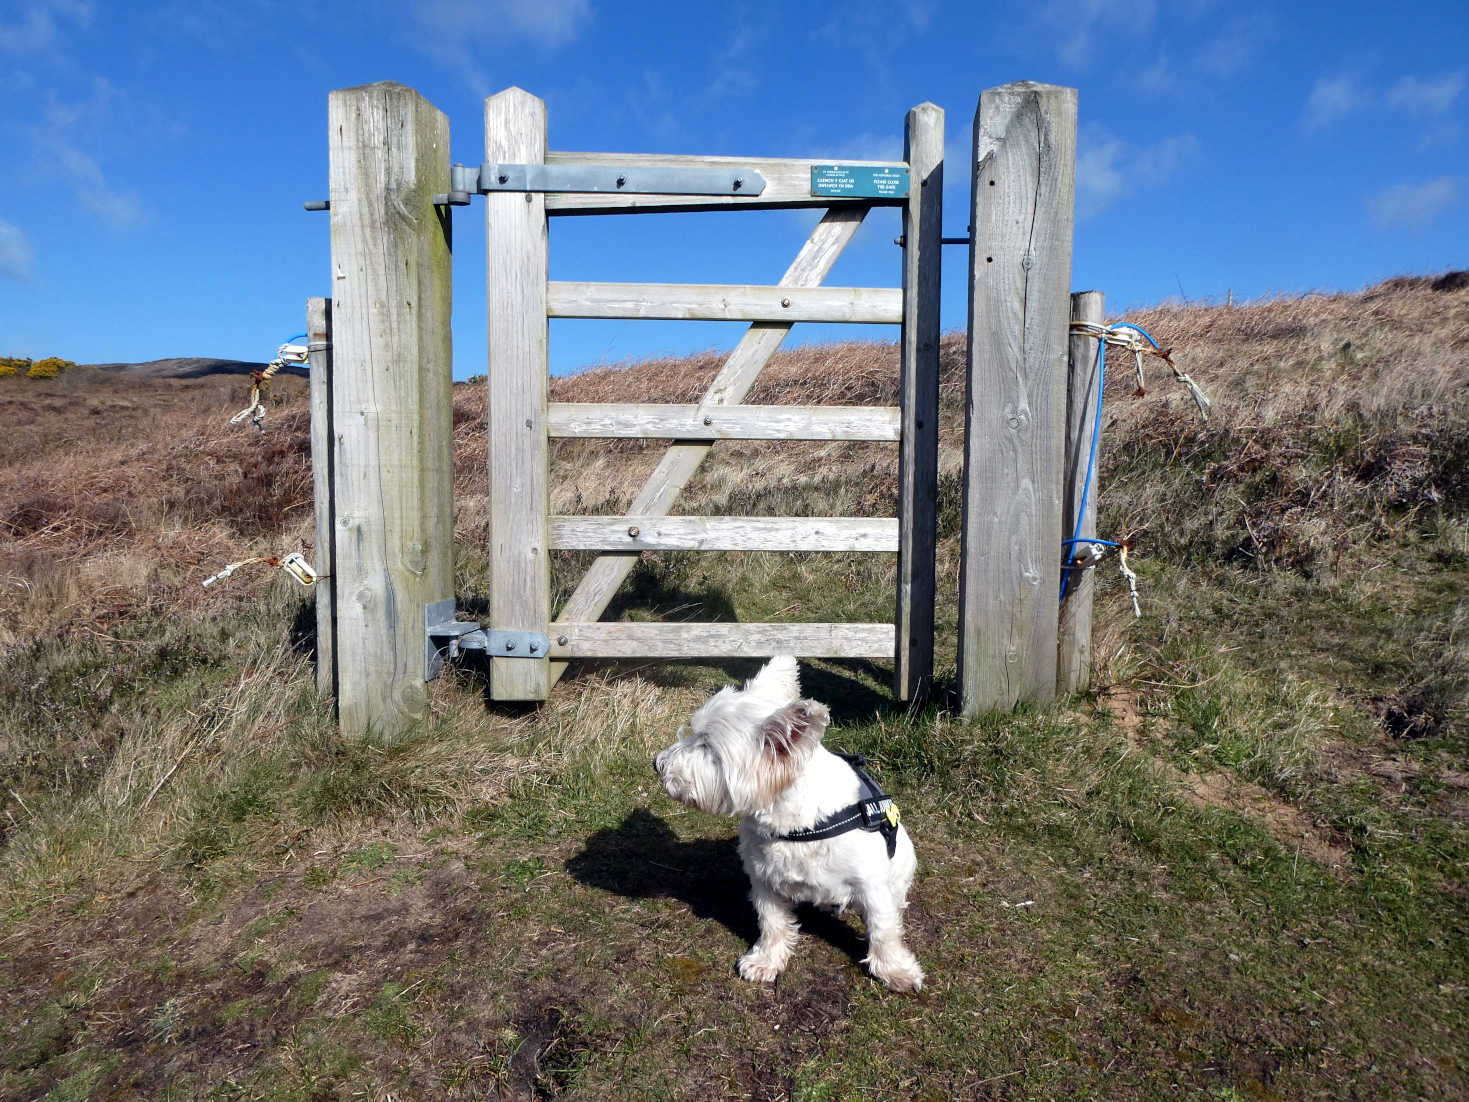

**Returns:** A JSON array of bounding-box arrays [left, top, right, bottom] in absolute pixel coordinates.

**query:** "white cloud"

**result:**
[[1387, 72, 1465, 115], [409, 0, 590, 47], [0, 218, 35, 282], [900, 0, 936, 31], [0, 0, 91, 53], [1076, 129, 1200, 219], [1368, 178, 1460, 230], [1304, 74, 1365, 130], [1193, 11, 1273, 79], [708, 14, 761, 100], [1077, 135, 1128, 217], [1307, 70, 1465, 135], [400, 0, 591, 95], [1042, 0, 1158, 68], [48, 143, 146, 229]]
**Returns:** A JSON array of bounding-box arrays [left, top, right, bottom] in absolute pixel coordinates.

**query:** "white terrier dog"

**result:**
[[654, 656, 924, 992]]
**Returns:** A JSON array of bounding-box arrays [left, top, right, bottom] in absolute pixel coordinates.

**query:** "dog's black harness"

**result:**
[[777, 753, 901, 858]]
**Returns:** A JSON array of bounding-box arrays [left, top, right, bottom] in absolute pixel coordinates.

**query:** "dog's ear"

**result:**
[[746, 654, 801, 703], [752, 699, 830, 804], [759, 698, 830, 759]]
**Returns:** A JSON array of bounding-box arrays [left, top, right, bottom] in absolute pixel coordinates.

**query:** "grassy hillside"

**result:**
[[1, 276, 1465, 1100]]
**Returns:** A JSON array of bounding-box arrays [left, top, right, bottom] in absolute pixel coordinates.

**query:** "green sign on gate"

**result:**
[[810, 163, 910, 199]]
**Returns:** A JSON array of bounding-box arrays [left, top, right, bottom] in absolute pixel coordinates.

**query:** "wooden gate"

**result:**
[[477, 87, 942, 704], [312, 80, 1078, 740]]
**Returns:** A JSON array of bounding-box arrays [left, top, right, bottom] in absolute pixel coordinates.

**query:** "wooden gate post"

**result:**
[[307, 296, 337, 706], [1058, 290, 1105, 694], [484, 87, 551, 701], [958, 81, 1077, 718], [895, 102, 943, 703], [326, 82, 454, 739]]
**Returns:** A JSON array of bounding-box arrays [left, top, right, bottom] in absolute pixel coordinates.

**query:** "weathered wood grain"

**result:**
[[543, 152, 909, 215], [958, 82, 1078, 718], [547, 281, 902, 324], [327, 82, 453, 740], [895, 101, 944, 703], [548, 622, 897, 659], [1058, 290, 1105, 695], [485, 87, 551, 701], [307, 297, 337, 706], [548, 516, 899, 553], [546, 403, 900, 441]]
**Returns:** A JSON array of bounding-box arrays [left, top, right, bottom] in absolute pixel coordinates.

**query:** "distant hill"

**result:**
[[82, 357, 307, 379]]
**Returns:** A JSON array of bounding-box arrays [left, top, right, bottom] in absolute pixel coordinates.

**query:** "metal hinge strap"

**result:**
[[424, 599, 551, 680], [433, 162, 767, 205]]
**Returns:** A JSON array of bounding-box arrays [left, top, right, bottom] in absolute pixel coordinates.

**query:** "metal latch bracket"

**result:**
[[425, 599, 551, 680]]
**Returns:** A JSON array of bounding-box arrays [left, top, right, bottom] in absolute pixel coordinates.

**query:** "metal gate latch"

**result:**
[[425, 599, 551, 680]]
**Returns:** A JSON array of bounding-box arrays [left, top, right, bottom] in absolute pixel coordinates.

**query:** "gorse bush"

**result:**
[[1, 355, 82, 378], [25, 356, 77, 379]]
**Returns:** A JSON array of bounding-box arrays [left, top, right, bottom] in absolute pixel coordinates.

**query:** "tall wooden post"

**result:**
[[895, 102, 943, 703], [484, 87, 551, 701], [327, 82, 454, 739], [307, 296, 337, 706], [1058, 290, 1105, 694], [958, 82, 1077, 718]]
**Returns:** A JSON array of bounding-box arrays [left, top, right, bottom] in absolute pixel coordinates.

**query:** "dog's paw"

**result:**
[[866, 950, 925, 994], [737, 951, 786, 984]]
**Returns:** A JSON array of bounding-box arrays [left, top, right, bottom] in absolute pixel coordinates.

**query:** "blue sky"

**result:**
[[1, 0, 1465, 378]]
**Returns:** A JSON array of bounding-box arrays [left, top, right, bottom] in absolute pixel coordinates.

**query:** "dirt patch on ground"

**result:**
[[1100, 690, 1352, 870], [0, 851, 498, 1100], [1322, 740, 1469, 823]]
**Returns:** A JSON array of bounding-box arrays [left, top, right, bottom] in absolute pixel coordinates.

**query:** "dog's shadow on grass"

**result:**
[[565, 808, 868, 970]]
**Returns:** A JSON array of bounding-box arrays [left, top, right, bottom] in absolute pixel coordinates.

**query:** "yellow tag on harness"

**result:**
[[885, 802, 901, 829]]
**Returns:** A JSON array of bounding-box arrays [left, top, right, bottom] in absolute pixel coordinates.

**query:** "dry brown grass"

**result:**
[[1116, 274, 1469, 424], [0, 373, 314, 642], [1, 275, 1466, 1102], [5, 273, 1463, 646]]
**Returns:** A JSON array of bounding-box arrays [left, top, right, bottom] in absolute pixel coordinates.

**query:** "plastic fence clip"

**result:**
[[279, 553, 317, 587], [200, 553, 316, 589], [202, 561, 247, 587], [1118, 543, 1142, 619]]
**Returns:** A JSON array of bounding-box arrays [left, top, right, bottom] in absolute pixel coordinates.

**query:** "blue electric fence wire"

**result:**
[[1109, 323, 1161, 349], [1059, 322, 1162, 603]]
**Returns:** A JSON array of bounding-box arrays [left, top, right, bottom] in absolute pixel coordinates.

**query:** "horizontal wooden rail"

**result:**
[[548, 516, 899, 553], [544, 152, 908, 215], [547, 282, 903, 324], [547, 403, 901, 441], [547, 621, 896, 659]]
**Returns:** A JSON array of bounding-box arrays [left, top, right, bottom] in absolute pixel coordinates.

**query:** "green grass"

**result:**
[[3, 313, 1468, 1098]]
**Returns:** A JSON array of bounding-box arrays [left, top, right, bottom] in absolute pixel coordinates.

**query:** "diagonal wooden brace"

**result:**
[[547, 205, 870, 689]]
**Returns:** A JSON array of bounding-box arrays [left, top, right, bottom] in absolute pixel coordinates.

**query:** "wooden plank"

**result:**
[[547, 403, 900, 441], [895, 101, 943, 703], [307, 297, 337, 706], [1058, 290, 1105, 695], [549, 516, 899, 553], [327, 82, 454, 740], [485, 86, 551, 701], [547, 282, 902, 324], [958, 81, 1078, 719], [546, 207, 869, 689], [544, 152, 909, 215], [548, 622, 896, 659]]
